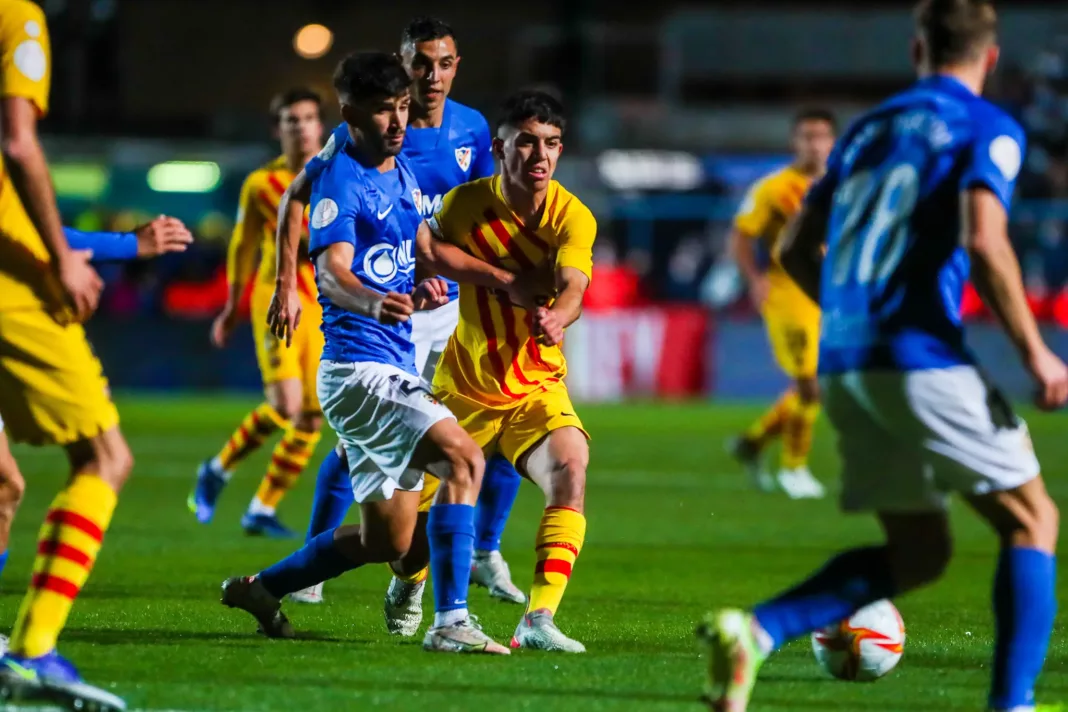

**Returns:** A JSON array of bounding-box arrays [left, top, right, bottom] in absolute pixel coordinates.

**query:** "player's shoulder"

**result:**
[[445, 176, 495, 207], [549, 181, 595, 227], [746, 167, 794, 200], [447, 99, 490, 134], [968, 96, 1025, 142], [0, 0, 46, 31]]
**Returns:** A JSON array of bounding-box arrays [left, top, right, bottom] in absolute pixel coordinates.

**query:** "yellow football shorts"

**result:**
[[250, 279, 324, 413], [0, 308, 119, 446], [762, 283, 821, 379]]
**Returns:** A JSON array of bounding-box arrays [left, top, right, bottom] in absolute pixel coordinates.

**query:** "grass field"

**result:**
[[3, 395, 1066, 712]]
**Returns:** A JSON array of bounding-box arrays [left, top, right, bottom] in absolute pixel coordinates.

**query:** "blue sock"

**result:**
[[258, 529, 356, 599], [305, 448, 353, 542], [990, 547, 1057, 710], [427, 503, 476, 615], [474, 454, 522, 552], [753, 546, 897, 650], [0, 550, 8, 581]]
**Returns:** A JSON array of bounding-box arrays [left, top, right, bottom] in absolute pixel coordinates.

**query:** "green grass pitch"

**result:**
[[3, 395, 1066, 711]]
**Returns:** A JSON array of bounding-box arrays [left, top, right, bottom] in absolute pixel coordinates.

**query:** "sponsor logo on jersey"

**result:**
[[363, 240, 415, 285], [420, 193, 444, 218]]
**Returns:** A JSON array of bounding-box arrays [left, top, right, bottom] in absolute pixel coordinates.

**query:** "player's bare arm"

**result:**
[[316, 241, 414, 325], [267, 170, 312, 344], [729, 227, 769, 311], [415, 220, 517, 291], [1, 96, 101, 320], [212, 182, 263, 348], [779, 202, 829, 304], [535, 265, 589, 347], [963, 187, 1068, 409]]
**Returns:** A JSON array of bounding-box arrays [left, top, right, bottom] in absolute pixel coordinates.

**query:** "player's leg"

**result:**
[[414, 301, 524, 604], [730, 387, 794, 491], [968, 480, 1058, 709], [0, 429, 25, 583], [502, 389, 590, 653], [244, 305, 325, 536], [770, 312, 824, 499], [291, 443, 353, 604]]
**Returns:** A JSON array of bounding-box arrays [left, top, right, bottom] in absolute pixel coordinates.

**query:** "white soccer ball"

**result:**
[[811, 600, 905, 682]]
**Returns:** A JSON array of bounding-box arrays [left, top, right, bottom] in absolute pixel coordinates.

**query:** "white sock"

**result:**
[[247, 498, 275, 516], [433, 608, 468, 628], [210, 456, 233, 481]]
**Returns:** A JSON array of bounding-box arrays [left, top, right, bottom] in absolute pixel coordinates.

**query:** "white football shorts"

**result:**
[[821, 365, 1040, 513], [410, 298, 459, 382], [317, 360, 455, 503]]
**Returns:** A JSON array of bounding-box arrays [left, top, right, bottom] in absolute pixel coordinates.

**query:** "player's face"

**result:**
[[403, 36, 460, 111], [278, 100, 323, 156], [345, 91, 411, 157], [792, 119, 835, 173], [495, 119, 563, 192]]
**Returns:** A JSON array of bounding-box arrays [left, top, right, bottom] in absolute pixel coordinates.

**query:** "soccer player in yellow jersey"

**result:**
[[416, 89, 596, 652], [0, 1, 128, 709], [190, 89, 326, 538], [728, 109, 836, 500]]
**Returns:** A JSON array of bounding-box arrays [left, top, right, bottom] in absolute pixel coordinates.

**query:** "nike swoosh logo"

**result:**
[[377, 205, 394, 220], [2, 659, 38, 682]]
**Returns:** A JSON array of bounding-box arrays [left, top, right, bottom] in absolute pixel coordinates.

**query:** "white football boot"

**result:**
[[471, 550, 526, 604], [423, 615, 510, 654], [776, 466, 826, 499], [384, 577, 425, 637], [511, 609, 586, 652], [726, 437, 775, 493], [289, 583, 324, 604]]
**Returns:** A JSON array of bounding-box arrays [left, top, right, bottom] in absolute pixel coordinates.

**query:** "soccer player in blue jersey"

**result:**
[[221, 51, 514, 654], [697, 2, 1067, 710], [278, 17, 526, 615]]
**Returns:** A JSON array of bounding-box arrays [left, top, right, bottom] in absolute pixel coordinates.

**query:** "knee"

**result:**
[[0, 461, 24, 512], [797, 377, 820, 404], [550, 455, 587, 510], [888, 530, 952, 589], [295, 411, 322, 433], [444, 438, 485, 493], [1014, 491, 1059, 553], [268, 389, 301, 422], [96, 438, 134, 488], [360, 526, 412, 563]]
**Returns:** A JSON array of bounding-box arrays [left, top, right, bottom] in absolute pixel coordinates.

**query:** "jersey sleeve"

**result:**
[[960, 114, 1027, 210], [304, 123, 348, 181], [308, 168, 363, 256], [226, 173, 264, 286], [556, 200, 597, 280], [470, 115, 496, 180], [427, 184, 469, 247], [0, 0, 51, 116], [64, 227, 137, 261], [732, 178, 775, 239]]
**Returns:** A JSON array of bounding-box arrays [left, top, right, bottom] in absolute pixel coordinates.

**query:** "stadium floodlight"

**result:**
[[147, 161, 221, 193], [293, 23, 333, 59], [51, 163, 109, 200]]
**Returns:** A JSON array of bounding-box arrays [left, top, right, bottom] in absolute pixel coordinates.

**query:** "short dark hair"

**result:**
[[793, 107, 837, 132], [914, 0, 997, 67], [332, 52, 411, 103], [495, 89, 567, 134], [269, 88, 322, 124], [401, 17, 456, 51]]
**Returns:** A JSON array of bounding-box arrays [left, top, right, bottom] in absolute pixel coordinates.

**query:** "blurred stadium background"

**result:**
[[38, 0, 1068, 400]]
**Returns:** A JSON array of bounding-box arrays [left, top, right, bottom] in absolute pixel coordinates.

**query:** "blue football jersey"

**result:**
[[809, 75, 1027, 374], [308, 99, 494, 301], [307, 145, 424, 373]]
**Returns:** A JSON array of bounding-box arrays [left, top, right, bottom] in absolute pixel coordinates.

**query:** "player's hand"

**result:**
[[533, 306, 565, 346], [413, 278, 449, 311], [135, 215, 194, 258], [267, 284, 303, 347], [748, 276, 770, 312], [1026, 345, 1068, 411], [210, 304, 240, 348], [376, 292, 414, 325], [58, 249, 103, 322]]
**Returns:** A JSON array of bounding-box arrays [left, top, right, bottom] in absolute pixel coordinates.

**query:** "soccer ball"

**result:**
[[811, 600, 905, 681]]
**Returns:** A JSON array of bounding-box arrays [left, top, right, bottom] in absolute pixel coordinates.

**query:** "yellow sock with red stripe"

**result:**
[[782, 398, 820, 470], [527, 506, 586, 616], [744, 390, 798, 448], [216, 403, 287, 473], [252, 428, 321, 511], [10, 474, 117, 658]]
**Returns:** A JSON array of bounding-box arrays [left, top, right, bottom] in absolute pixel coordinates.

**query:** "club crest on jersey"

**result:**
[[455, 146, 472, 172]]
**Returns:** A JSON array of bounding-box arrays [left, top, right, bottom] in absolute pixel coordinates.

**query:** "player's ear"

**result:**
[[986, 45, 1000, 75], [909, 36, 924, 72], [492, 136, 505, 161]]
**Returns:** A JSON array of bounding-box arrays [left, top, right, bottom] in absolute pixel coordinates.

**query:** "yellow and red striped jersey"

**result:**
[[228, 155, 315, 298], [430, 176, 596, 407]]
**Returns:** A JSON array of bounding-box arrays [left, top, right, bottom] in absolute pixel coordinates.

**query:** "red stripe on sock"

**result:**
[[270, 454, 302, 474], [535, 558, 573, 578], [535, 541, 579, 557], [45, 509, 103, 543], [31, 573, 80, 599], [37, 540, 92, 568]]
